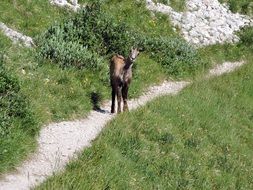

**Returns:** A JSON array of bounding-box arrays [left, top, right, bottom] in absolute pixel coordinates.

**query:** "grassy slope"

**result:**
[[2, 0, 175, 125], [0, 0, 68, 37], [0, 32, 39, 174], [0, 0, 174, 174], [36, 59, 253, 190], [1, 0, 251, 178]]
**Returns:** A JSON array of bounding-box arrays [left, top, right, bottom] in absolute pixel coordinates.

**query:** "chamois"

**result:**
[[110, 48, 139, 113]]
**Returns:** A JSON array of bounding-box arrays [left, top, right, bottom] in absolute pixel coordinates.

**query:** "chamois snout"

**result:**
[[130, 47, 139, 62]]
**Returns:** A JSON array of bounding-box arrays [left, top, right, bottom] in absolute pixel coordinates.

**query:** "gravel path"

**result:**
[[0, 61, 245, 190], [0, 22, 33, 47], [146, 0, 253, 46]]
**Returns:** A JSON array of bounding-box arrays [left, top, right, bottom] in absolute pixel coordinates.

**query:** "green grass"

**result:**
[[155, 0, 186, 12], [0, 47, 39, 174], [0, 0, 68, 36], [36, 60, 253, 190], [0, 31, 11, 51], [219, 0, 253, 16], [3, 45, 167, 125], [0, 0, 175, 174], [0, 0, 251, 178], [0, 41, 167, 175], [102, 0, 177, 37]]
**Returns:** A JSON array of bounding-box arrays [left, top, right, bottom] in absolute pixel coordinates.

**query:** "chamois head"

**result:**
[[129, 47, 139, 62]]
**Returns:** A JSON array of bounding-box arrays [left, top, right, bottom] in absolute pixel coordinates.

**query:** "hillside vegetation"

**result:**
[[35, 2, 253, 189], [1, 0, 253, 184], [0, 53, 39, 173], [0, 0, 67, 36], [0, 0, 207, 174], [36, 57, 253, 190]]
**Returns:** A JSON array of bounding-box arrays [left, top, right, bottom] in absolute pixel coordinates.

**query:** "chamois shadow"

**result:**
[[90, 92, 110, 114]]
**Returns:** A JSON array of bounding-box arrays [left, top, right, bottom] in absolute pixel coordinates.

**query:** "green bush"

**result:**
[[36, 2, 205, 77], [0, 55, 39, 172], [36, 2, 134, 70], [239, 26, 253, 51], [140, 36, 206, 77], [0, 55, 38, 137]]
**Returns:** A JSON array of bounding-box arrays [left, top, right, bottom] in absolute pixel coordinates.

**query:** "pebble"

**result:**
[[146, 0, 253, 46]]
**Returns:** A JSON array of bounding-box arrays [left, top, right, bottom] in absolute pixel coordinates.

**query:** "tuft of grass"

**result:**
[[36, 61, 253, 190], [238, 26, 253, 51], [219, 0, 253, 16], [154, 0, 186, 12]]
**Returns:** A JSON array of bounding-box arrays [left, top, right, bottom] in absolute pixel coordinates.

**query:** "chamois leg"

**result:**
[[116, 86, 122, 113], [122, 85, 129, 112], [111, 86, 116, 113]]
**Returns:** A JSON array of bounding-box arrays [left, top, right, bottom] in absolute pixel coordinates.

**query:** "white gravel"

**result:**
[[0, 22, 34, 47], [50, 0, 80, 11], [208, 61, 245, 77], [146, 0, 253, 46], [0, 61, 246, 190]]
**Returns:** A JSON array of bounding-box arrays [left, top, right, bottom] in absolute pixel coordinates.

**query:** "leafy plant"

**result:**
[[36, 2, 205, 78], [36, 2, 134, 70], [0, 55, 38, 137], [140, 36, 206, 77], [238, 26, 253, 51]]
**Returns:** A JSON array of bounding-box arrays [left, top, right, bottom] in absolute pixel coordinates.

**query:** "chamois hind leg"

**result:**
[[122, 85, 129, 112], [116, 86, 122, 113], [111, 87, 116, 113]]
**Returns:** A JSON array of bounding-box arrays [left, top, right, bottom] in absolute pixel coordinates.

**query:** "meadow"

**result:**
[[0, 1, 252, 189]]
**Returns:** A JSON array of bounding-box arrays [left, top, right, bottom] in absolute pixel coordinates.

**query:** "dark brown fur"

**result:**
[[110, 49, 139, 113]]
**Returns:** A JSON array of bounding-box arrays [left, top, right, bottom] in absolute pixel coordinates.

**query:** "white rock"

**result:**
[[0, 22, 33, 47], [145, 0, 253, 46]]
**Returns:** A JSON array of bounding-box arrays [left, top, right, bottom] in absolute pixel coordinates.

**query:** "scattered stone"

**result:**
[[0, 22, 34, 47], [146, 0, 253, 46]]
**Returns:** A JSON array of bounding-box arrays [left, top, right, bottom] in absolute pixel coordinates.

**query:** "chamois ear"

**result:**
[[138, 47, 144, 52]]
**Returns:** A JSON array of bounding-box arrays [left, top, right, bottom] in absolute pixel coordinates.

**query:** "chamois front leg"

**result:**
[[111, 86, 116, 113], [116, 86, 122, 113], [122, 84, 129, 112]]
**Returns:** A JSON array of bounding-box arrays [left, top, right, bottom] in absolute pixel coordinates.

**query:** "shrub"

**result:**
[[36, 2, 205, 78], [36, 2, 135, 70], [140, 36, 206, 77], [239, 26, 253, 51], [0, 55, 38, 137]]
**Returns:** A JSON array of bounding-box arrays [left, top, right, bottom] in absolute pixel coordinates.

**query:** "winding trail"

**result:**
[[0, 61, 245, 190]]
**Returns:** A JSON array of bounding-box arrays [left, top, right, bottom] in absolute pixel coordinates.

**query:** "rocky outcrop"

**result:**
[[50, 0, 80, 11], [146, 0, 253, 46], [0, 22, 34, 47]]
